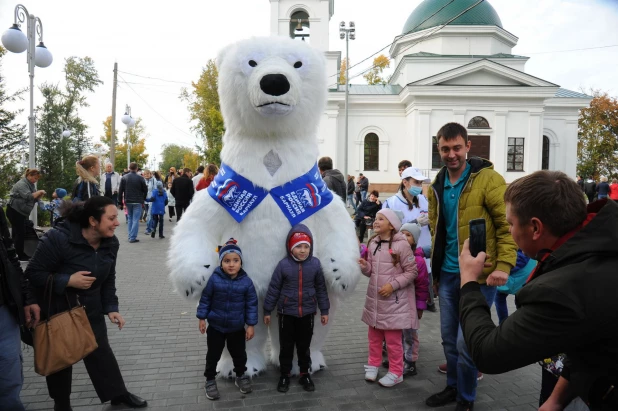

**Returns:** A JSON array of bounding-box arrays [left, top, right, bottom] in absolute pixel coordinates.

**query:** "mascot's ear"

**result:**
[[216, 46, 229, 71]]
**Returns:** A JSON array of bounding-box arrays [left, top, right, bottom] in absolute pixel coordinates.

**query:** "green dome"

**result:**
[[402, 0, 503, 34]]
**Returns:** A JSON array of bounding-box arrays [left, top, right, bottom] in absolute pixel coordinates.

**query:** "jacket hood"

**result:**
[[213, 266, 248, 280], [371, 231, 408, 248], [286, 223, 314, 260], [542, 199, 618, 272], [323, 169, 346, 184]]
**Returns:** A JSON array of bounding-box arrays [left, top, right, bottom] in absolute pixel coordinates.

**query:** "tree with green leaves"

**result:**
[[363, 54, 390, 85], [180, 59, 224, 165], [100, 116, 149, 172], [159, 144, 199, 172], [0, 45, 27, 199], [35, 56, 103, 197], [577, 90, 618, 180]]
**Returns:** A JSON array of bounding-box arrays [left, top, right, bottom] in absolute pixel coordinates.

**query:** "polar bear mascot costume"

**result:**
[[169, 36, 361, 377]]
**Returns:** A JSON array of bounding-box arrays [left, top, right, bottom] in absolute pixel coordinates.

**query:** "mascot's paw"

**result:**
[[309, 350, 326, 373], [320, 256, 361, 296], [171, 251, 218, 300], [217, 348, 266, 378]]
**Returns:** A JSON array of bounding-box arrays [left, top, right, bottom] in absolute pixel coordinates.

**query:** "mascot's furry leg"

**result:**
[[217, 303, 268, 378]]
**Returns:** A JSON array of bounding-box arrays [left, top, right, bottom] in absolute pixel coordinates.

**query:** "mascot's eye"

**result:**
[[294, 61, 303, 69], [248, 60, 258, 67]]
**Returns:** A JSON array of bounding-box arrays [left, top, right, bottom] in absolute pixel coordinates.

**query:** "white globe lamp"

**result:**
[[34, 42, 53, 68], [1, 24, 28, 53], [129, 117, 136, 128], [62, 129, 71, 138], [121, 112, 132, 125]]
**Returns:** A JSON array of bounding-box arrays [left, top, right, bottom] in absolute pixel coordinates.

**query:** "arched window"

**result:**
[[468, 116, 490, 129], [290, 10, 310, 42], [542, 135, 550, 170], [364, 133, 379, 171]]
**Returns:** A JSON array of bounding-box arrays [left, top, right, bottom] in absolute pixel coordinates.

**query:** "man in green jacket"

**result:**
[[459, 171, 618, 411], [426, 122, 517, 411]]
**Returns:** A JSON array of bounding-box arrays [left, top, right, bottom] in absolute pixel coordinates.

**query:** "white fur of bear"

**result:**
[[168, 36, 361, 377]]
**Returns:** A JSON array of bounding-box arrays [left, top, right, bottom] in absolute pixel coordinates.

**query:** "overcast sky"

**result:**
[[1, 0, 617, 168]]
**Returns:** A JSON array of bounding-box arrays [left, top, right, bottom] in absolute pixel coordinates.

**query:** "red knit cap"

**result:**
[[288, 232, 311, 252]]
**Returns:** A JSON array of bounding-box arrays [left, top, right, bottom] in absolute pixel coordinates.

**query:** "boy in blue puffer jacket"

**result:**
[[197, 239, 258, 400], [263, 224, 330, 393], [146, 181, 168, 239]]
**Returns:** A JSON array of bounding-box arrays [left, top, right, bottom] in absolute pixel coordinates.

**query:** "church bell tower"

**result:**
[[269, 0, 334, 52]]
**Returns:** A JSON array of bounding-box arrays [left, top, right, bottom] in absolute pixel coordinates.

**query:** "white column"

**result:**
[[417, 110, 432, 170], [355, 140, 363, 172], [564, 119, 578, 178], [379, 140, 389, 172], [527, 112, 543, 172], [453, 109, 466, 126], [493, 111, 507, 174]]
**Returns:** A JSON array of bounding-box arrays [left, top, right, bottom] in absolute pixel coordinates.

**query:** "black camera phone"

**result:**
[[469, 218, 486, 258]]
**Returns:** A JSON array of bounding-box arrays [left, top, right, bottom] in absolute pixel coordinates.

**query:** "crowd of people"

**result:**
[[1, 123, 617, 410]]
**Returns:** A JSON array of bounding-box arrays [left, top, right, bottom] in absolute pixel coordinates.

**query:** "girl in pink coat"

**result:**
[[358, 209, 418, 387]]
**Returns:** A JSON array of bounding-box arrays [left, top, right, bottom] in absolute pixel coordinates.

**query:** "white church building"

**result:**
[[270, 0, 591, 192]]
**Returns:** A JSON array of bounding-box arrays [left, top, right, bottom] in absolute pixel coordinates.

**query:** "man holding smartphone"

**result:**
[[426, 122, 517, 411], [459, 171, 618, 410]]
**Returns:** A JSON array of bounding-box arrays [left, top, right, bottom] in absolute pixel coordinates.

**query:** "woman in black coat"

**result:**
[[25, 197, 147, 410], [354, 190, 382, 243]]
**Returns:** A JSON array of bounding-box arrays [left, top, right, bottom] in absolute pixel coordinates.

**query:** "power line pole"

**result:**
[[110, 62, 118, 167]]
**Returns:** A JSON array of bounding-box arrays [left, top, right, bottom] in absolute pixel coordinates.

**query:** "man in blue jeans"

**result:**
[[118, 162, 148, 243], [0, 207, 40, 410], [426, 123, 517, 411]]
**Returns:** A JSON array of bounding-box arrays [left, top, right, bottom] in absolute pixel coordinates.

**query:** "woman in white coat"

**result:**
[[383, 167, 436, 311]]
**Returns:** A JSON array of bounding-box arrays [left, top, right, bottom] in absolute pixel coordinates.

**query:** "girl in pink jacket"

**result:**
[[359, 209, 418, 387]]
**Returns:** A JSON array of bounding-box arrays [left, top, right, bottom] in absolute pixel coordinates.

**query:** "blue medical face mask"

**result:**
[[407, 186, 422, 197]]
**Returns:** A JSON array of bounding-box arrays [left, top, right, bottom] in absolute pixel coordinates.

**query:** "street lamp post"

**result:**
[[340, 21, 355, 178], [60, 128, 71, 171], [120, 105, 135, 168], [2, 4, 53, 224]]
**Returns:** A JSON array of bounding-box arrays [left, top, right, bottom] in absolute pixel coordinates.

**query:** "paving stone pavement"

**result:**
[[20, 215, 541, 411]]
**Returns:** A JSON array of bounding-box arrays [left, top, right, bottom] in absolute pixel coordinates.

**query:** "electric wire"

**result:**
[[118, 70, 192, 85], [344, 0, 487, 83], [329, 0, 458, 79], [117, 75, 196, 142]]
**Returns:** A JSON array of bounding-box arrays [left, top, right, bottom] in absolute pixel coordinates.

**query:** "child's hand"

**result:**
[[246, 325, 254, 341], [417, 310, 423, 319], [264, 315, 271, 325], [358, 258, 368, 270], [199, 319, 206, 334], [378, 283, 394, 298], [321, 315, 328, 325]]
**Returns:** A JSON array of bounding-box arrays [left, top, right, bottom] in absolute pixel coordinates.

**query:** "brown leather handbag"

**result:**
[[33, 275, 98, 376]]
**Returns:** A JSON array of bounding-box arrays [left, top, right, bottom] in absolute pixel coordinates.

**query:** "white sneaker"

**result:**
[[364, 365, 379, 382], [378, 372, 403, 387]]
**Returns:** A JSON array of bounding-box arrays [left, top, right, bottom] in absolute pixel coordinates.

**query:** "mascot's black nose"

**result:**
[[260, 74, 290, 96]]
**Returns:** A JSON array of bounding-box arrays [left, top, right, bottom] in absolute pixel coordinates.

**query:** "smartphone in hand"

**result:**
[[469, 218, 486, 257]]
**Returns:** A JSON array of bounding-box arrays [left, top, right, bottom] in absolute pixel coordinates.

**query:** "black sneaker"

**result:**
[[455, 400, 474, 411], [426, 386, 457, 407], [205, 380, 220, 400], [151, 231, 155, 238], [299, 374, 315, 392], [277, 375, 290, 393], [159, 235, 165, 239], [427, 303, 437, 312], [403, 360, 417, 376]]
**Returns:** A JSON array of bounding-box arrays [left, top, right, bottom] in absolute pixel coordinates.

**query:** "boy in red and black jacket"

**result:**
[[263, 224, 330, 393]]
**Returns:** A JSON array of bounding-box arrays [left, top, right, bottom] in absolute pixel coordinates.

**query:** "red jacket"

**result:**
[[609, 183, 618, 200], [196, 175, 213, 191]]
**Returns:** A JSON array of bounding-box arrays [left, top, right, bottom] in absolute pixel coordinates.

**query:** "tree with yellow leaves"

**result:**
[[339, 57, 349, 85], [100, 116, 149, 171], [363, 54, 391, 85]]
